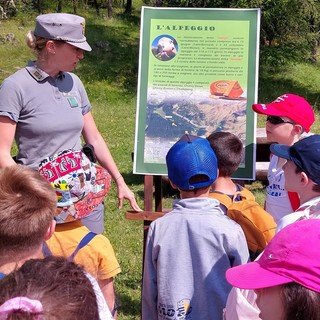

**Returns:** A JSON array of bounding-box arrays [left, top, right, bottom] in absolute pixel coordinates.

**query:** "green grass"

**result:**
[[257, 63, 320, 130], [1, 5, 320, 319]]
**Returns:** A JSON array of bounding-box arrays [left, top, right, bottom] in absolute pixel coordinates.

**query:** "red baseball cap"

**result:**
[[252, 93, 315, 132], [226, 219, 320, 292]]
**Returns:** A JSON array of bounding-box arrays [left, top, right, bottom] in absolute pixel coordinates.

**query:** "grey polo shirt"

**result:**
[[0, 61, 92, 168]]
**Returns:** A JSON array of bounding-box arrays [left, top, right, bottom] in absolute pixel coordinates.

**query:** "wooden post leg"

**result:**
[[142, 175, 154, 271], [154, 175, 163, 212]]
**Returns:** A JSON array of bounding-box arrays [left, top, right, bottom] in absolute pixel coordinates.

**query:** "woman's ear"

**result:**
[[46, 40, 56, 55]]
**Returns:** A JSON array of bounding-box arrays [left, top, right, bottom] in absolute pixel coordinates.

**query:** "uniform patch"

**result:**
[[67, 96, 79, 108]]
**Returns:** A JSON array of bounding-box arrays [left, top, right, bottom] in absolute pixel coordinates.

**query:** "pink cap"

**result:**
[[252, 93, 315, 132], [226, 219, 320, 292]]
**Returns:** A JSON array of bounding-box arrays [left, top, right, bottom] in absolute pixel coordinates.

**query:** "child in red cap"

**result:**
[[252, 94, 315, 223]]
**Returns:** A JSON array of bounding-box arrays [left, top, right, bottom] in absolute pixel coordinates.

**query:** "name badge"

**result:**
[[67, 97, 79, 108]]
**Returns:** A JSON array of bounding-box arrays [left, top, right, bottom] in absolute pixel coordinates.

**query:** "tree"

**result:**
[[57, 0, 62, 12], [145, 0, 320, 63], [107, 0, 112, 17], [124, 0, 131, 13]]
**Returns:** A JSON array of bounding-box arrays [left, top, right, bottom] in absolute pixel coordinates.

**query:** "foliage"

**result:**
[[3, 0, 320, 65], [143, 0, 320, 65], [0, 0, 134, 18]]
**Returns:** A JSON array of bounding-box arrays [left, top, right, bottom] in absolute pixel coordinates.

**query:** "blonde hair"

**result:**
[[25, 31, 64, 58], [0, 165, 57, 254], [25, 31, 49, 57]]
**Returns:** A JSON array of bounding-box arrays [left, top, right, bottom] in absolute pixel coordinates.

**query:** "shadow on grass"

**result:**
[[117, 291, 141, 317], [122, 172, 144, 186], [117, 275, 142, 317], [258, 64, 320, 111], [115, 11, 141, 25], [79, 15, 140, 95]]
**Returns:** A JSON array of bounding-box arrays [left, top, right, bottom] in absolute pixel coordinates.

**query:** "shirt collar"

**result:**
[[25, 60, 65, 81]]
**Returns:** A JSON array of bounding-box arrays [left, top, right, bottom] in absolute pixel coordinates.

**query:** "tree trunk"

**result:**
[[73, 0, 77, 14], [310, 41, 317, 64], [95, 0, 101, 16], [124, 0, 132, 14], [57, 0, 62, 12], [309, 16, 318, 64], [108, 0, 112, 17], [36, 0, 42, 13]]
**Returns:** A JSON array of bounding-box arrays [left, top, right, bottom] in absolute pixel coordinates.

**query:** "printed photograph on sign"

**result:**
[[151, 35, 179, 61]]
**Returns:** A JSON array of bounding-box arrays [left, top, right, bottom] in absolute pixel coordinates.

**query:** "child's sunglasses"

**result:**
[[266, 116, 295, 125]]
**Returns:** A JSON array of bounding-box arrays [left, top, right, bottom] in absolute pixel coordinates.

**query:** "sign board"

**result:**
[[134, 7, 260, 179]]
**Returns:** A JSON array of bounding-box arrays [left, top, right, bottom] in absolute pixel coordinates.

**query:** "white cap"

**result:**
[[34, 13, 92, 51]]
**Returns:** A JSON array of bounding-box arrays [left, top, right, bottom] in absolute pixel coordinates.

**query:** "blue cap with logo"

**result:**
[[270, 134, 320, 186], [34, 13, 92, 51], [166, 134, 218, 191]]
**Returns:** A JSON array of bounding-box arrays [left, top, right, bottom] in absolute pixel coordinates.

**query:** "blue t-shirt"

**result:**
[[0, 272, 5, 279]]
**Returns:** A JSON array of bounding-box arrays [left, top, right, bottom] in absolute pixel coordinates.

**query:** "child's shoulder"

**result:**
[[51, 222, 113, 249], [237, 185, 255, 201], [209, 184, 255, 204]]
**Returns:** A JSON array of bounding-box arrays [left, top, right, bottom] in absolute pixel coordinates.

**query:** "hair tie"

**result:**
[[0, 297, 43, 320]]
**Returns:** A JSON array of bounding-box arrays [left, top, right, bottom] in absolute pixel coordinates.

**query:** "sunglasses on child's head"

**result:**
[[266, 116, 295, 125]]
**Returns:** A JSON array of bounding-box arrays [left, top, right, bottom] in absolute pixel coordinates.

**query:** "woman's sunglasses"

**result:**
[[266, 116, 295, 125]]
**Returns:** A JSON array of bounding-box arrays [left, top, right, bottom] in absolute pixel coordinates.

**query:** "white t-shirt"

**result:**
[[86, 272, 114, 320], [265, 155, 293, 223]]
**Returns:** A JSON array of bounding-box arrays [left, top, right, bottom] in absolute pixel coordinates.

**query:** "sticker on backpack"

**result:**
[[39, 149, 111, 223]]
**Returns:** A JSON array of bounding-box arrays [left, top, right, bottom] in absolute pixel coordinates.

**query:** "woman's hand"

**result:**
[[115, 176, 142, 211]]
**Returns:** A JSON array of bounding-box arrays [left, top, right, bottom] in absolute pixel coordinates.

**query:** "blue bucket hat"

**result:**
[[270, 134, 320, 185], [34, 13, 92, 51], [166, 134, 218, 191]]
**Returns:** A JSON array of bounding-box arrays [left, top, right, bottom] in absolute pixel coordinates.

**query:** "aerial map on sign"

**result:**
[[144, 83, 247, 164]]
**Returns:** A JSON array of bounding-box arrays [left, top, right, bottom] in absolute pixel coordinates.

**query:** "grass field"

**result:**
[[1, 4, 320, 319]]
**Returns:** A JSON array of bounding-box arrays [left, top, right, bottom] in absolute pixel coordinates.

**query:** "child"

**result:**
[[207, 132, 276, 261], [252, 93, 315, 223], [142, 134, 249, 320], [206, 131, 255, 209], [0, 256, 99, 320], [0, 165, 113, 320], [270, 134, 320, 231], [45, 220, 120, 318], [41, 151, 120, 318], [223, 134, 320, 320], [226, 219, 320, 320], [0, 165, 56, 278]]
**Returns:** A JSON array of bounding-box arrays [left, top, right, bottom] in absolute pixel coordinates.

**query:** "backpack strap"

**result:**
[[209, 191, 234, 209], [42, 232, 97, 262], [68, 232, 97, 262], [210, 186, 255, 208], [42, 241, 53, 257]]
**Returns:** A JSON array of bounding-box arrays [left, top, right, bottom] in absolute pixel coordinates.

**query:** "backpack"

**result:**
[[209, 188, 276, 260], [38, 149, 111, 223]]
